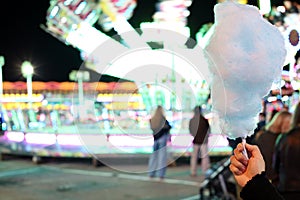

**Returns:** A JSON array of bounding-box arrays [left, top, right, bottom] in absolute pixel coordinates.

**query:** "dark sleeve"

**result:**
[[162, 120, 171, 131], [240, 172, 284, 200]]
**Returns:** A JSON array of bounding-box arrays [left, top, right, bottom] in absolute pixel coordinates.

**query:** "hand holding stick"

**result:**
[[229, 143, 265, 187]]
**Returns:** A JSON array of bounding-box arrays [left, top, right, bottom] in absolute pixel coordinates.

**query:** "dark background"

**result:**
[[0, 0, 280, 82]]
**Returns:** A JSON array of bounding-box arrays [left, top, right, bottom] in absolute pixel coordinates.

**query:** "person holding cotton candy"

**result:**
[[205, 1, 286, 157], [230, 143, 284, 199]]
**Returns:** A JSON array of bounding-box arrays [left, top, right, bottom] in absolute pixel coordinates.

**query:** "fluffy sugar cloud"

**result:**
[[204, 1, 286, 139]]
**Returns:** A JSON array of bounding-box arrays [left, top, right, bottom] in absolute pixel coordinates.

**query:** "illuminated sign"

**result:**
[[0, 94, 44, 103], [105, 102, 145, 110]]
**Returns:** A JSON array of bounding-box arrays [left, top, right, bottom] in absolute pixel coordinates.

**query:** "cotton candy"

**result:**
[[204, 1, 286, 139]]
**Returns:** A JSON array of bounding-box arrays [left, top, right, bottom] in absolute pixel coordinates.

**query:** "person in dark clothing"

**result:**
[[230, 143, 284, 200], [252, 112, 266, 138], [148, 105, 171, 180], [189, 106, 210, 177], [253, 111, 291, 181], [273, 102, 300, 199]]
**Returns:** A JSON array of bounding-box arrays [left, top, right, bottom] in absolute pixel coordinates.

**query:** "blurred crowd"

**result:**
[[265, 0, 300, 31]]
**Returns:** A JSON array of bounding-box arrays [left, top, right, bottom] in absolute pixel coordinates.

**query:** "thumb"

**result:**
[[245, 143, 262, 159]]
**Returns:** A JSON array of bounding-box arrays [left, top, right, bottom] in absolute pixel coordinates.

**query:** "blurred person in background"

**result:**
[[189, 106, 211, 177], [248, 112, 267, 144], [273, 102, 300, 199], [148, 105, 172, 180], [253, 112, 266, 134], [253, 111, 292, 181]]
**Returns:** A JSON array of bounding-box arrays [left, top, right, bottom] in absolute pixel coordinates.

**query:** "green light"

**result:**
[[0, 56, 4, 66]]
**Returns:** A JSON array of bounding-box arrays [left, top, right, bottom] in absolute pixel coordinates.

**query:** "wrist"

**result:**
[[243, 172, 266, 188], [241, 175, 252, 187]]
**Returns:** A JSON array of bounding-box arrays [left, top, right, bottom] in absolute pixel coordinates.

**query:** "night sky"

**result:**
[[0, 0, 266, 82]]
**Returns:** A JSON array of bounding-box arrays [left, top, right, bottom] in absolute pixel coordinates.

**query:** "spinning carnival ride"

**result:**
[[42, 0, 208, 111], [0, 0, 238, 161]]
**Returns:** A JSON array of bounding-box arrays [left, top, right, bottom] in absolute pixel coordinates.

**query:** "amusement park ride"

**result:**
[[41, 0, 213, 111], [0, 0, 221, 164], [1, 0, 300, 164]]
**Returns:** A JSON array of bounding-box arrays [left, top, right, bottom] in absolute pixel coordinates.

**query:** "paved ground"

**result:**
[[0, 156, 217, 200]]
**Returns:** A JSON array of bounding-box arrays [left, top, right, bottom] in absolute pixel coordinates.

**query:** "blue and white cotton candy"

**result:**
[[205, 1, 286, 139]]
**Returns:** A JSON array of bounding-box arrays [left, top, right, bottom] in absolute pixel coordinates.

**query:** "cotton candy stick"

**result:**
[[242, 138, 249, 160]]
